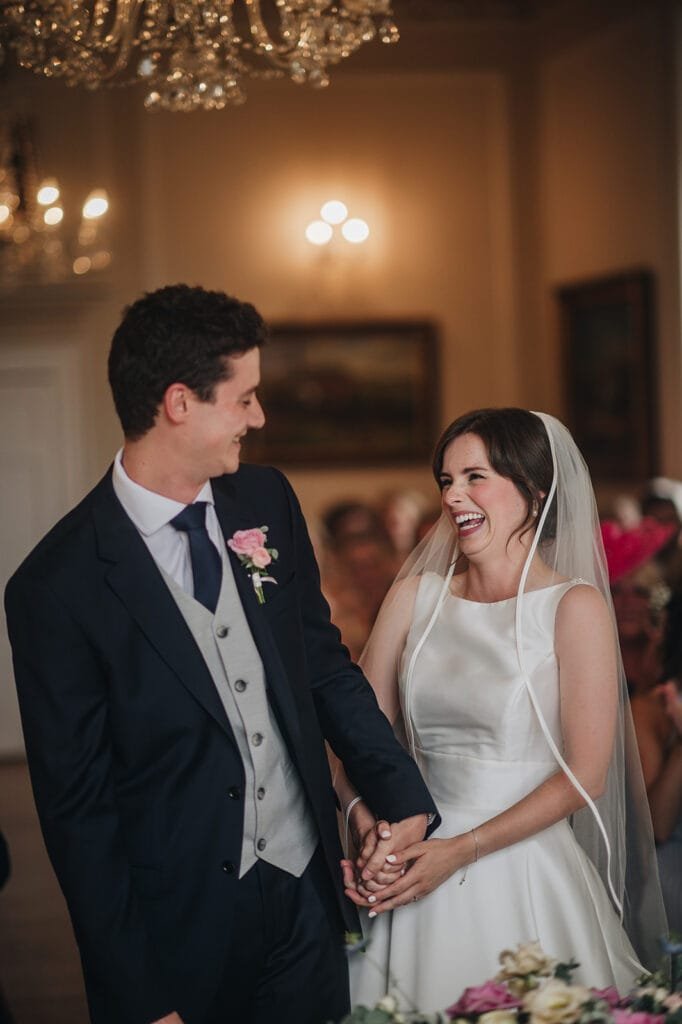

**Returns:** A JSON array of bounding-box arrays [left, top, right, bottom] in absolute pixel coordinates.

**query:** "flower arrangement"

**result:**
[[341, 941, 682, 1024], [227, 526, 278, 604]]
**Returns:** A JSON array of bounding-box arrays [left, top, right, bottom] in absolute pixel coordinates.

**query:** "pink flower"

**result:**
[[228, 528, 267, 557], [447, 982, 521, 1017], [612, 1012, 665, 1024], [591, 988, 621, 1009], [251, 547, 272, 569]]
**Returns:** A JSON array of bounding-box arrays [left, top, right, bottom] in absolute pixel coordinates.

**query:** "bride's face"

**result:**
[[438, 432, 530, 562]]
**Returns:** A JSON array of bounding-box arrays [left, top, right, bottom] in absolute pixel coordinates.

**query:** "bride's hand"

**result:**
[[362, 833, 475, 914]]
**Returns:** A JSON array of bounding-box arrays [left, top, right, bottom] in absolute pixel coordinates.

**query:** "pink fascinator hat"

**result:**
[[600, 516, 677, 584]]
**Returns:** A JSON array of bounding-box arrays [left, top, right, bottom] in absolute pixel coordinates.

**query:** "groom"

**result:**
[[4, 284, 437, 1024]]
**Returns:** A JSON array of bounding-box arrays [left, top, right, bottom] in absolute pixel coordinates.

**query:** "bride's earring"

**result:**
[[531, 500, 539, 518]]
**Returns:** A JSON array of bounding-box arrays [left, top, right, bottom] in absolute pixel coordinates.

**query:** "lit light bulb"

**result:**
[[320, 200, 347, 225], [82, 189, 109, 219], [73, 256, 92, 275], [37, 178, 60, 206], [305, 220, 333, 246], [0, 205, 11, 225], [44, 206, 64, 226], [341, 218, 369, 244]]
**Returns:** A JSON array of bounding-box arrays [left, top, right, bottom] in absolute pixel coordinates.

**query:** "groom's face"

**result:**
[[186, 347, 265, 477]]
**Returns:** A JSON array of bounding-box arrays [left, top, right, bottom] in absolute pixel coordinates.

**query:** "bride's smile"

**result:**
[[439, 432, 532, 562]]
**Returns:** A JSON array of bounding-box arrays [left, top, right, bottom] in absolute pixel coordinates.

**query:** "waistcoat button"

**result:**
[[234, 678, 248, 693], [216, 625, 229, 638], [251, 732, 263, 746], [257, 838, 267, 852], [256, 787, 266, 800]]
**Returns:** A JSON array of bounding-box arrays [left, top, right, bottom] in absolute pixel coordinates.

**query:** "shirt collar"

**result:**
[[112, 449, 215, 537]]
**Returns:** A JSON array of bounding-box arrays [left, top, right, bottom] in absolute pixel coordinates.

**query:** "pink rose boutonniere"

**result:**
[[227, 526, 279, 605]]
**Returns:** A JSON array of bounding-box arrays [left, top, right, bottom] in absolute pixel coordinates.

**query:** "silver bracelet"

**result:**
[[343, 795, 363, 857], [459, 826, 480, 886]]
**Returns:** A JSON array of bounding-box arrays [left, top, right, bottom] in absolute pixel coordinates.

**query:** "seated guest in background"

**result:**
[[320, 501, 397, 660], [601, 516, 675, 696], [321, 500, 389, 548], [632, 592, 682, 935], [415, 506, 442, 544], [640, 483, 682, 588], [379, 489, 430, 558], [642, 476, 682, 528]]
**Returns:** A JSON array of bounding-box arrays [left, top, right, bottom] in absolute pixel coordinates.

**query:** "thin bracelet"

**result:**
[[343, 796, 363, 857], [459, 826, 480, 886], [471, 826, 480, 863]]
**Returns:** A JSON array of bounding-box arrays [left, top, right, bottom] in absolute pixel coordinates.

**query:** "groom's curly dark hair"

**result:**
[[108, 283, 268, 440], [432, 407, 557, 542]]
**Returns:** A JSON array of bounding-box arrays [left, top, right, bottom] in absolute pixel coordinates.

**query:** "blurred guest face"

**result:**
[[611, 568, 660, 642]]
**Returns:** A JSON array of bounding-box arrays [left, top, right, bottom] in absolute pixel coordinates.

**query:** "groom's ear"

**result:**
[[163, 382, 192, 425]]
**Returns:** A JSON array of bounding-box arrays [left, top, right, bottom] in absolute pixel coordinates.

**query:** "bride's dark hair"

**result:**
[[432, 407, 557, 540]]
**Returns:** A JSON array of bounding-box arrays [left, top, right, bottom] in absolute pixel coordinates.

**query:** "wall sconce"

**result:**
[[305, 199, 369, 247]]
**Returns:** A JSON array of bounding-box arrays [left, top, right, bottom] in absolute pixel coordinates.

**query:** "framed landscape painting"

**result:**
[[557, 271, 657, 481], [244, 320, 439, 466]]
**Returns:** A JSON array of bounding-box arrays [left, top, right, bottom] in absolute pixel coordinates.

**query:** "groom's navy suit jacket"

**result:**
[[5, 463, 437, 1024]]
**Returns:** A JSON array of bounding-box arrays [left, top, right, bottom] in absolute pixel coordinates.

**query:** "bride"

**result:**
[[336, 408, 667, 1013]]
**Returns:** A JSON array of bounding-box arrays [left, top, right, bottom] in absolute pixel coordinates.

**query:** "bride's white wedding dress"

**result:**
[[351, 575, 641, 1013]]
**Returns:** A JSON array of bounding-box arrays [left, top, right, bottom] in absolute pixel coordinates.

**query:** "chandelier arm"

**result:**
[[107, 0, 147, 76], [243, 0, 292, 56]]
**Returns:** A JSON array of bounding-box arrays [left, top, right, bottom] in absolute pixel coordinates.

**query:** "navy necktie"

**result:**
[[171, 502, 222, 614]]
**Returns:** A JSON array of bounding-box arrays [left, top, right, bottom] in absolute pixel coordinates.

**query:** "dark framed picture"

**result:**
[[244, 321, 439, 466], [557, 271, 657, 481]]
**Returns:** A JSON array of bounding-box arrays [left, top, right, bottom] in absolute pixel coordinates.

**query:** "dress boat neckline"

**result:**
[[447, 579, 573, 607]]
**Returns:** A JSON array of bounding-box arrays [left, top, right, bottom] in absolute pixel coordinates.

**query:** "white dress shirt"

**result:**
[[112, 449, 225, 598]]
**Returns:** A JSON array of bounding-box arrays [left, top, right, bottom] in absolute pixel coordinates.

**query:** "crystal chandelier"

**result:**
[[0, 1, 400, 113]]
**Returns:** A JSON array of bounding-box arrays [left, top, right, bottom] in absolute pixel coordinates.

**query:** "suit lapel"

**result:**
[[92, 474, 235, 741], [213, 484, 303, 750]]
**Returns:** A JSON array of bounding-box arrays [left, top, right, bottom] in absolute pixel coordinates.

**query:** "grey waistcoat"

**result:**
[[162, 549, 318, 878]]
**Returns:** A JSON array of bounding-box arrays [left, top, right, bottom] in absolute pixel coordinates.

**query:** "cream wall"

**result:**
[[3, 7, 678, 526], [135, 70, 519, 517], [535, 4, 682, 476]]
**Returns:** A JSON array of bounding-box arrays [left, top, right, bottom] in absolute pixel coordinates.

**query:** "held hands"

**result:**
[[341, 805, 428, 900], [343, 828, 476, 915]]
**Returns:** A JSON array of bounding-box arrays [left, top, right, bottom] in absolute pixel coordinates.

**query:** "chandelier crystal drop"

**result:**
[[0, 1, 400, 112]]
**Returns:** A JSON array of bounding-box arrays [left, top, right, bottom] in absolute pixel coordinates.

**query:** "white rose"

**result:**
[[479, 1011, 519, 1024], [523, 979, 590, 1024], [376, 994, 399, 1014], [497, 942, 556, 980]]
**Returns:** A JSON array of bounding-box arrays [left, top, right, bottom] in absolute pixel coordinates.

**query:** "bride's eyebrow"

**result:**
[[462, 465, 488, 473]]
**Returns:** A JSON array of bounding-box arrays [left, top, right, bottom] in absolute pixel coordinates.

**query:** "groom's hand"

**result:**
[[359, 813, 429, 882], [152, 1014, 184, 1023]]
